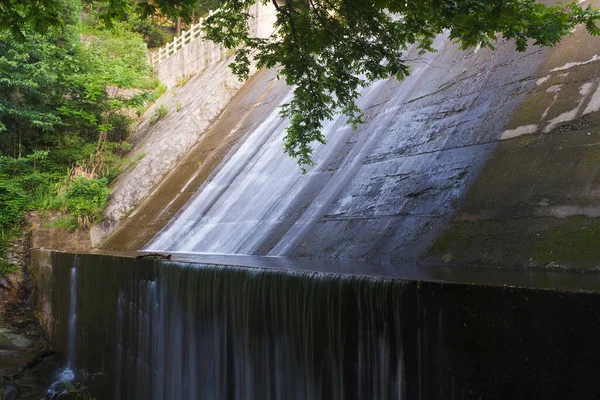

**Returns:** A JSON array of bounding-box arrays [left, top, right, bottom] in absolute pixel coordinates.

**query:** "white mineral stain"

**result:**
[[550, 55, 600, 72], [541, 93, 560, 120], [543, 82, 594, 132], [536, 75, 550, 86], [544, 109, 578, 133], [500, 124, 538, 140], [583, 83, 600, 115], [579, 82, 594, 96]]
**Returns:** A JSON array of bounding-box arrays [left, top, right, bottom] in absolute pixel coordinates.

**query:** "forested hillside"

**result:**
[[0, 0, 209, 272]]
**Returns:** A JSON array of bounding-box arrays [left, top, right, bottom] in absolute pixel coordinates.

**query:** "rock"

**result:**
[[8, 334, 33, 349], [0, 278, 11, 290], [0, 328, 34, 349], [0, 367, 21, 380], [3, 385, 17, 400]]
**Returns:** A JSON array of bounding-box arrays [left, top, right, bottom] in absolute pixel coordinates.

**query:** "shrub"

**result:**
[[60, 177, 111, 228], [149, 104, 168, 125], [152, 83, 168, 100], [0, 259, 18, 276]]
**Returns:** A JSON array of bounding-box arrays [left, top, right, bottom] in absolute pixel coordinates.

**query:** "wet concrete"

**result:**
[[101, 68, 289, 250], [79, 248, 600, 293], [98, 2, 600, 270], [136, 31, 553, 263], [431, 19, 600, 269]]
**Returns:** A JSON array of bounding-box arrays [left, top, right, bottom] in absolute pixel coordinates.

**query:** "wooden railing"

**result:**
[[151, 11, 214, 67]]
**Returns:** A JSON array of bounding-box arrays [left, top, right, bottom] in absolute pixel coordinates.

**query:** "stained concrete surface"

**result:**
[[431, 21, 600, 270], [100, 68, 288, 250]]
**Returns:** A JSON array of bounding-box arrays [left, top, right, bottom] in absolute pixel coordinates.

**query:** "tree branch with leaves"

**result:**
[[202, 0, 600, 170]]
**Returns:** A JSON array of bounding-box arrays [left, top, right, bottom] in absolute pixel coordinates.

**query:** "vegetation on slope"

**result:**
[[0, 0, 165, 271]]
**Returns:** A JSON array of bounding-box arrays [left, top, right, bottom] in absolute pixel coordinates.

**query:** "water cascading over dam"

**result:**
[[144, 82, 390, 255], [33, 251, 600, 400]]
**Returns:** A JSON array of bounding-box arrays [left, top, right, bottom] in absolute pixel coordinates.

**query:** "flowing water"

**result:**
[[112, 264, 406, 400], [36, 252, 600, 400], [47, 260, 78, 397], [144, 64, 434, 257], [143, 85, 373, 255]]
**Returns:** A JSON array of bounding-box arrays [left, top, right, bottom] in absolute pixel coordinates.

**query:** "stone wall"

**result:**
[[99, 68, 287, 250], [92, 2, 277, 247], [29, 212, 91, 252]]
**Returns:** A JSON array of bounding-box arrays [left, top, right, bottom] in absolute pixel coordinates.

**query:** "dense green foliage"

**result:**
[[0, 0, 158, 266], [0, 0, 62, 38], [202, 0, 600, 170], [0, 152, 59, 250], [134, 0, 220, 23], [16, 1, 599, 169]]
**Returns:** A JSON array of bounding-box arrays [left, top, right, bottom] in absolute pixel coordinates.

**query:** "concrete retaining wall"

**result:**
[[156, 1, 277, 88], [31, 250, 600, 399]]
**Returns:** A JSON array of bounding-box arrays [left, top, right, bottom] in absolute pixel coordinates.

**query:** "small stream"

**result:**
[[46, 265, 78, 398]]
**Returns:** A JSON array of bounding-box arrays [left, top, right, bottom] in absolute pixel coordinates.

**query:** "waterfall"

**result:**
[[67, 266, 77, 368], [39, 252, 600, 399], [47, 259, 78, 396], [111, 262, 406, 400]]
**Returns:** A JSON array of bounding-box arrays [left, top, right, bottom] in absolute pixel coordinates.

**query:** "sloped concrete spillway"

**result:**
[[135, 19, 600, 266], [142, 31, 534, 261], [33, 251, 600, 399]]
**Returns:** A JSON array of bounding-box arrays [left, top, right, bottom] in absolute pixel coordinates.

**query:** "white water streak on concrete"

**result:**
[[550, 55, 600, 72]]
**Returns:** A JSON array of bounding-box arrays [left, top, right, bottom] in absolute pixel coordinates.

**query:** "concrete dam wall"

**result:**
[[100, 1, 600, 269], [100, 1, 600, 270], [31, 8, 600, 397], [32, 250, 600, 399]]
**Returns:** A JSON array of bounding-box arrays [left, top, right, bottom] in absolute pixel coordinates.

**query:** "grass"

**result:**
[[45, 215, 79, 230], [0, 259, 18, 276], [175, 73, 194, 87]]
